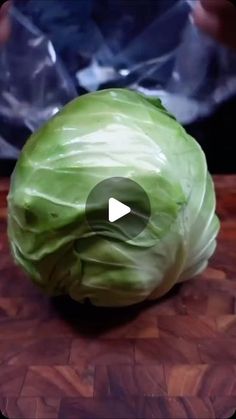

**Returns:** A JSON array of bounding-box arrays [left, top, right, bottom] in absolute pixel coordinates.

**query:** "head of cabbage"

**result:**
[[7, 89, 219, 306]]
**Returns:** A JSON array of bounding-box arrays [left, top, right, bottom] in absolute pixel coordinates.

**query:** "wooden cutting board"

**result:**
[[0, 176, 235, 419]]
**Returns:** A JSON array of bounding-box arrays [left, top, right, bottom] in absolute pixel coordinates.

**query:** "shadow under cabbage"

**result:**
[[50, 282, 182, 338]]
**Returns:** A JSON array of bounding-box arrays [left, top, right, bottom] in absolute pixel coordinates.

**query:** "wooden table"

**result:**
[[0, 176, 236, 419]]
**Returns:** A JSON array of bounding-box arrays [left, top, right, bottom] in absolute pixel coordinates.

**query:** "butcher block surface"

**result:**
[[0, 176, 236, 419]]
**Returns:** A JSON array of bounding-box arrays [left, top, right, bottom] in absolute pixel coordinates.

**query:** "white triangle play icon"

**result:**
[[108, 198, 131, 223]]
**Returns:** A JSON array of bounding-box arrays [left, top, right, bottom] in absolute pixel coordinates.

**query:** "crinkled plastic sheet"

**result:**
[[1, 0, 236, 159], [0, 7, 77, 159]]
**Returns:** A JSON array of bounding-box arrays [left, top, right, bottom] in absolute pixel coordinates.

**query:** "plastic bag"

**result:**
[[74, 0, 236, 123], [0, 6, 77, 159], [1, 0, 236, 159]]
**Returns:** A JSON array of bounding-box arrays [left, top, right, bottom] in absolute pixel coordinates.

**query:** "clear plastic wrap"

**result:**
[[0, 7, 77, 159], [1, 0, 236, 159]]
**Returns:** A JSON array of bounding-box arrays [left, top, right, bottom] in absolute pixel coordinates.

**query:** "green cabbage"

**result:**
[[7, 89, 220, 306]]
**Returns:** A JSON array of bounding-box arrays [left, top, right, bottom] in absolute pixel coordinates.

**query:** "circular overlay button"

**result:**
[[85, 177, 151, 242]]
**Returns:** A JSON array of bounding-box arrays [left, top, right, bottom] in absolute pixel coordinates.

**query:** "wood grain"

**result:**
[[0, 176, 236, 418], [0, 397, 60, 418], [21, 366, 94, 398], [94, 365, 167, 397], [165, 364, 236, 396]]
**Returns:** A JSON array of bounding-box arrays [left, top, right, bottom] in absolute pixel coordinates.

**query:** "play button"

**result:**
[[85, 177, 151, 242], [108, 198, 131, 223]]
